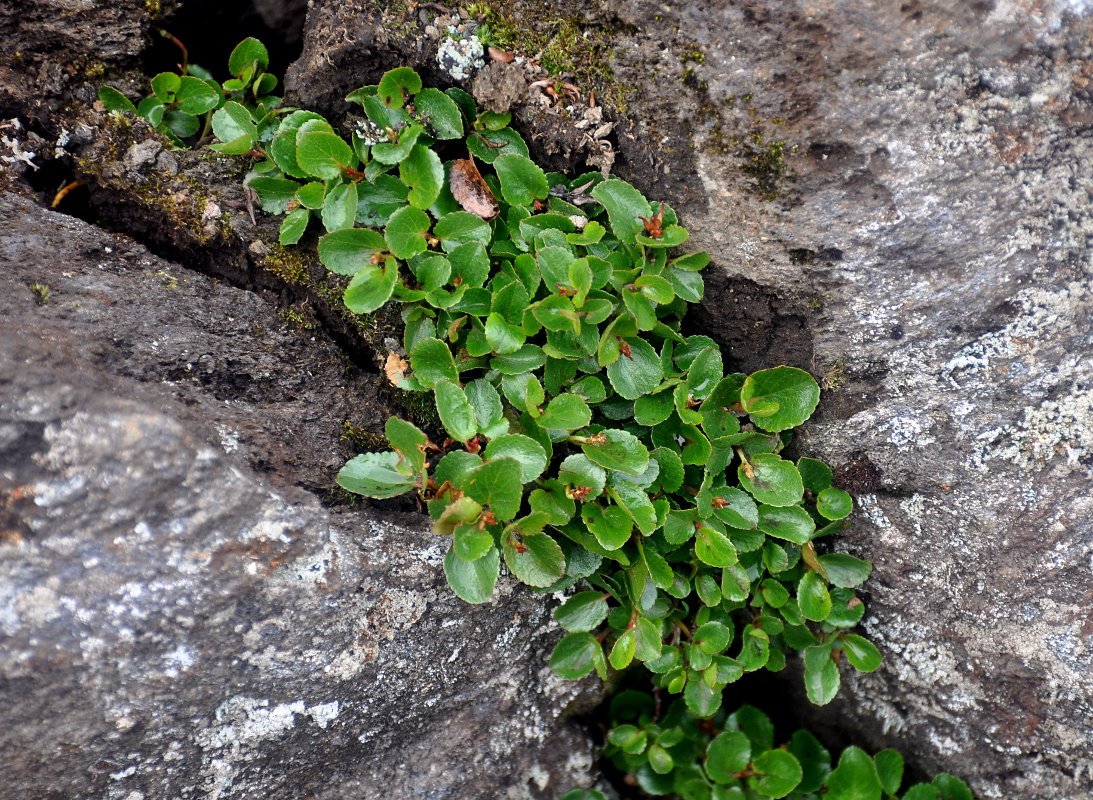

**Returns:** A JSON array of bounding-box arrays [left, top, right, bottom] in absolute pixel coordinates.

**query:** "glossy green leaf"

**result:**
[[558, 454, 606, 499], [356, 174, 410, 226], [823, 746, 882, 800], [384, 204, 430, 259], [279, 207, 309, 245], [693, 622, 731, 655], [504, 529, 564, 587], [705, 730, 752, 783], [343, 259, 398, 313], [452, 521, 494, 561], [550, 632, 603, 679], [555, 591, 609, 632], [695, 527, 738, 568], [757, 505, 815, 544], [483, 434, 548, 482], [318, 228, 388, 275], [590, 178, 650, 244], [485, 311, 525, 354], [804, 645, 840, 705], [789, 729, 831, 793], [372, 123, 424, 164], [537, 393, 592, 430], [841, 634, 882, 672], [798, 571, 833, 622], [740, 366, 821, 432], [414, 86, 463, 138], [321, 181, 358, 231], [610, 629, 637, 669], [634, 617, 663, 662], [580, 429, 649, 476], [336, 451, 415, 498], [377, 66, 422, 109], [817, 553, 872, 588], [435, 450, 482, 489], [750, 750, 803, 799], [606, 337, 664, 400], [435, 210, 492, 250], [495, 153, 548, 207], [210, 101, 257, 153], [684, 673, 721, 717], [873, 749, 903, 797], [229, 37, 269, 76], [490, 344, 546, 375], [797, 457, 834, 493], [434, 379, 478, 443], [296, 130, 356, 180], [162, 111, 199, 139], [581, 503, 632, 550], [463, 457, 523, 521], [410, 337, 457, 388], [385, 416, 427, 478], [817, 487, 853, 520], [606, 480, 658, 536], [400, 143, 444, 209], [739, 453, 804, 507], [467, 126, 528, 162], [444, 545, 499, 603], [176, 76, 220, 114], [98, 86, 137, 114], [930, 775, 973, 800], [246, 176, 299, 215]]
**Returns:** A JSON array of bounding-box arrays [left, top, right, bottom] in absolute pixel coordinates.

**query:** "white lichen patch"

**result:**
[[972, 385, 1093, 472], [437, 30, 485, 81]]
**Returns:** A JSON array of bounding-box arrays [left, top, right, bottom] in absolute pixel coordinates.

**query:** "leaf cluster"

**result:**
[[573, 696, 972, 800], [111, 42, 978, 799], [191, 59, 881, 710], [98, 37, 280, 147]]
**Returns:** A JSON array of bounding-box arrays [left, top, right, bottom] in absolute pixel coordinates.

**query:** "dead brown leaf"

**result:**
[[385, 352, 410, 385], [487, 46, 514, 63], [449, 157, 500, 220]]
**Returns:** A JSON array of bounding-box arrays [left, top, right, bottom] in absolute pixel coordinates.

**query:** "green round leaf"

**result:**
[[558, 454, 606, 499], [434, 210, 492, 250], [176, 75, 220, 114], [797, 457, 834, 493], [414, 86, 464, 139], [823, 746, 882, 800], [228, 37, 269, 76], [483, 434, 548, 482], [609, 629, 637, 670], [296, 130, 356, 180], [343, 260, 397, 314], [841, 634, 882, 672], [740, 366, 820, 433], [694, 527, 738, 568], [817, 553, 872, 588], [336, 451, 415, 498], [550, 632, 602, 679], [750, 749, 803, 799], [590, 178, 650, 244], [581, 429, 650, 476], [684, 673, 721, 718], [372, 122, 424, 164], [647, 743, 674, 775], [210, 101, 256, 152], [463, 457, 523, 521], [581, 503, 632, 550], [693, 621, 731, 655], [798, 571, 833, 622], [321, 181, 358, 232], [757, 505, 816, 544], [245, 176, 298, 215], [706, 730, 752, 783], [538, 393, 592, 431], [410, 337, 457, 388], [504, 530, 565, 587], [377, 66, 422, 109], [633, 617, 663, 662], [385, 416, 427, 478], [494, 153, 549, 207], [817, 487, 853, 520], [606, 337, 664, 400], [400, 143, 444, 209], [490, 344, 546, 375], [485, 311, 525, 354], [444, 545, 499, 603], [931, 774, 973, 800], [434, 379, 478, 443], [789, 729, 832, 793], [873, 749, 903, 797], [163, 111, 200, 139], [804, 651, 841, 706], [318, 228, 387, 275], [385, 204, 431, 259], [150, 71, 181, 101], [279, 207, 309, 245], [554, 591, 609, 632], [453, 522, 493, 561], [739, 453, 804, 507]]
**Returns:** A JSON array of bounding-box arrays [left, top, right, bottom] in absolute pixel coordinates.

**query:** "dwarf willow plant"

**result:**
[[102, 42, 973, 800], [197, 60, 877, 708], [99, 37, 278, 146], [563, 700, 973, 800]]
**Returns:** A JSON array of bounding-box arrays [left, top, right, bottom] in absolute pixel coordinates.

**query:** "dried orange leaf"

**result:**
[[450, 157, 500, 220], [488, 46, 515, 63], [385, 352, 410, 385]]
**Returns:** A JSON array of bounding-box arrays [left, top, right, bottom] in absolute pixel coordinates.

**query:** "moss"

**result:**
[[280, 307, 316, 331], [466, 0, 631, 111], [143, 0, 161, 17], [154, 269, 178, 289], [821, 358, 846, 391], [680, 44, 705, 64], [263, 244, 311, 285], [341, 421, 389, 451], [27, 282, 51, 305], [739, 133, 792, 201], [681, 65, 708, 91]]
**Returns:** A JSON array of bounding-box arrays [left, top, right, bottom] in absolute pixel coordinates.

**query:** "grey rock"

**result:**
[[0, 194, 600, 800]]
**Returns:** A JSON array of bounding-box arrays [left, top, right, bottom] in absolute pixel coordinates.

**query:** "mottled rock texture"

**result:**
[[0, 194, 599, 800], [3, 0, 1093, 798]]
